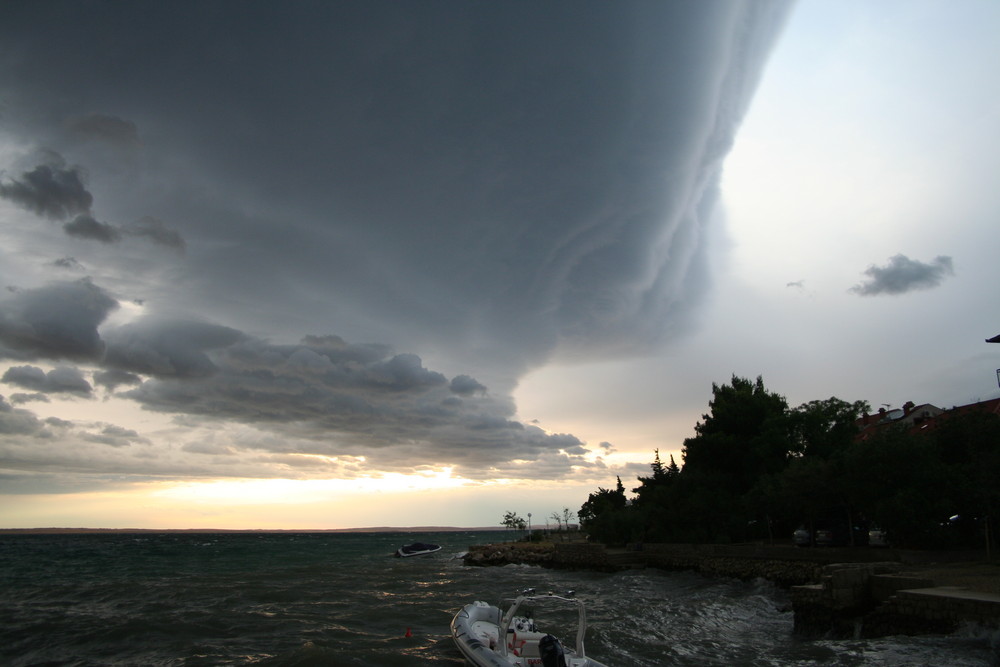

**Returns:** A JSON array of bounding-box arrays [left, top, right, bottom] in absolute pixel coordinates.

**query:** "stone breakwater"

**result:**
[[463, 541, 1000, 638], [463, 541, 560, 567], [463, 541, 633, 570]]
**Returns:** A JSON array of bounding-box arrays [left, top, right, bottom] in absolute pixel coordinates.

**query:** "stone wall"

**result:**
[[638, 544, 827, 586], [790, 562, 1000, 638], [790, 563, 904, 637], [551, 542, 614, 570], [862, 588, 1000, 638]]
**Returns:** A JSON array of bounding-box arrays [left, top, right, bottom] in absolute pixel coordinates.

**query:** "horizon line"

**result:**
[[0, 525, 512, 534]]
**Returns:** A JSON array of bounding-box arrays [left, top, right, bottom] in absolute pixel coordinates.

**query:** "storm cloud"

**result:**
[[0, 279, 118, 361], [850, 254, 955, 296], [1, 365, 93, 397], [63, 214, 122, 243], [0, 159, 93, 220], [113, 327, 588, 477], [67, 113, 140, 150], [0, 1, 794, 486], [0, 1, 792, 377]]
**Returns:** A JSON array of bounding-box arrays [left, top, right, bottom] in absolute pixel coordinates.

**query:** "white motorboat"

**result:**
[[451, 590, 609, 666]]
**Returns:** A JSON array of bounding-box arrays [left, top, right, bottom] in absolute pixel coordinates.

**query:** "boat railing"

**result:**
[[497, 590, 589, 659]]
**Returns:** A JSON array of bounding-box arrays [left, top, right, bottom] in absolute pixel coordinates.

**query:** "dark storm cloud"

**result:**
[[52, 257, 84, 271], [0, 279, 118, 361], [850, 254, 955, 296], [113, 327, 589, 476], [102, 319, 244, 378], [367, 353, 447, 391], [0, 2, 795, 480], [0, 150, 184, 247], [61, 213, 185, 249], [0, 0, 793, 384], [123, 217, 186, 252], [0, 158, 93, 220], [1, 365, 93, 397], [0, 395, 47, 435], [9, 393, 50, 404], [67, 113, 140, 149], [450, 375, 487, 396], [55, 212, 186, 250], [63, 213, 122, 243], [93, 369, 143, 392], [83, 424, 146, 448]]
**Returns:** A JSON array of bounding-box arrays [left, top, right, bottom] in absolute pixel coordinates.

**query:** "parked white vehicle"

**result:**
[[868, 525, 890, 547]]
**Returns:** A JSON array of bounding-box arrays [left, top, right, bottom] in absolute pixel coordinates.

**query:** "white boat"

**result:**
[[451, 590, 609, 666], [395, 542, 442, 557]]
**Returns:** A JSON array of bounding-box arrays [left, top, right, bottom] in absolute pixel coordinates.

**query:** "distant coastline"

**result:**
[[0, 526, 506, 534]]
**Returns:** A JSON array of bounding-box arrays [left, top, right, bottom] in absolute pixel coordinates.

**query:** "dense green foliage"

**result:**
[[579, 375, 999, 551]]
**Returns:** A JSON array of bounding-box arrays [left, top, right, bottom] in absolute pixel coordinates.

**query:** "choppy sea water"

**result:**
[[1, 532, 996, 666]]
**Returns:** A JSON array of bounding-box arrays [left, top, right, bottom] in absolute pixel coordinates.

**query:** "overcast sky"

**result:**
[[2, 0, 998, 530]]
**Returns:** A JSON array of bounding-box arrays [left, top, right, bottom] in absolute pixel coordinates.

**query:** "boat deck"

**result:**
[[470, 619, 500, 649]]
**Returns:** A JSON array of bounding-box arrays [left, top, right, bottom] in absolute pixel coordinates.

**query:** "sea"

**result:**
[[1, 531, 997, 666]]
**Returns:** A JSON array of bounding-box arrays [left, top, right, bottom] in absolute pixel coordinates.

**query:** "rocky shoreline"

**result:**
[[463, 540, 1000, 638]]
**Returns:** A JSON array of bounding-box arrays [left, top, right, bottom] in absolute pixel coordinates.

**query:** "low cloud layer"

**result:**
[[0, 278, 600, 481], [851, 254, 955, 296]]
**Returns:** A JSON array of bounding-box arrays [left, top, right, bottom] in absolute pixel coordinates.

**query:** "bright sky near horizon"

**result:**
[[1, 0, 998, 530]]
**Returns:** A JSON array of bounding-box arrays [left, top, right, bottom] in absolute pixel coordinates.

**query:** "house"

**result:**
[[854, 397, 1000, 441], [855, 401, 943, 441]]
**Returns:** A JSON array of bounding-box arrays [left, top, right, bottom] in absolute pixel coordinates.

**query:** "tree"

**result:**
[[633, 449, 679, 503], [578, 477, 629, 543], [549, 511, 563, 533], [925, 408, 1000, 550], [691, 375, 788, 440], [788, 397, 870, 459], [501, 511, 526, 539], [576, 373, 999, 551], [562, 507, 576, 531], [578, 477, 626, 525], [841, 426, 948, 547], [681, 376, 790, 497], [749, 455, 842, 545]]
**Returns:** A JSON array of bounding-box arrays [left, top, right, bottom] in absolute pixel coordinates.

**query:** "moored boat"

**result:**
[[395, 542, 442, 557], [451, 590, 609, 666]]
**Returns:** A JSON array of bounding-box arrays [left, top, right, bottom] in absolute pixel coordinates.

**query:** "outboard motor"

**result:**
[[538, 634, 566, 667]]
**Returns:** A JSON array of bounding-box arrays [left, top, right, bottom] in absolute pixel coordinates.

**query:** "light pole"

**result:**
[[988, 333, 999, 388], [527, 513, 532, 540], [986, 333, 998, 559]]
